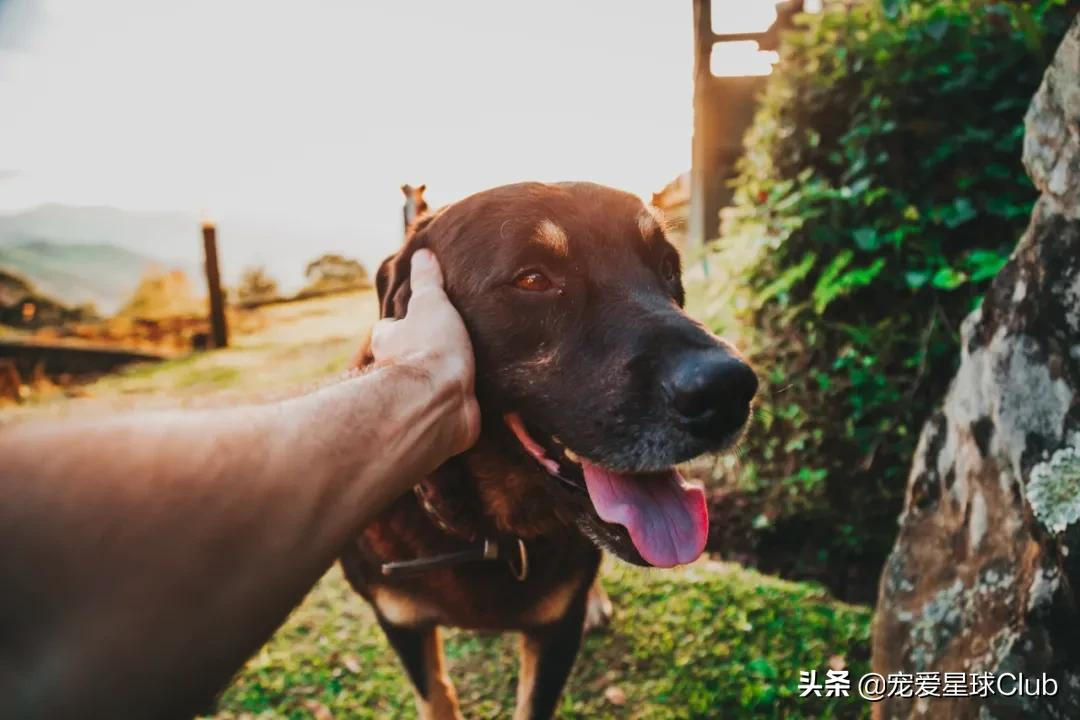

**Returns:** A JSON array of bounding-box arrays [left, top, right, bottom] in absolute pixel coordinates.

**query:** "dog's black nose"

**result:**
[[666, 350, 758, 436]]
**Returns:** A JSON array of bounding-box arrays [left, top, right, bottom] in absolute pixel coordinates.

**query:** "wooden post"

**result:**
[[689, 0, 803, 253], [202, 221, 229, 349], [688, 0, 713, 251]]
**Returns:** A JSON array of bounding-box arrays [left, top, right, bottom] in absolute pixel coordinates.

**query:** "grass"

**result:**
[[6, 289, 873, 719], [206, 563, 871, 720], [11, 291, 374, 416], [0, 322, 24, 338]]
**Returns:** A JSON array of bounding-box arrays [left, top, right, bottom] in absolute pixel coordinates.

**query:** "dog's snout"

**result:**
[[665, 350, 757, 436]]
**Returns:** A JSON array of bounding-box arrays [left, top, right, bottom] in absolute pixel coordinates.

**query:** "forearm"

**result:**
[[0, 364, 440, 718]]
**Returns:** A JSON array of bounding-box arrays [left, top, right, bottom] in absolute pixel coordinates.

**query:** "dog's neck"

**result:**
[[394, 451, 554, 582], [413, 433, 577, 543], [412, 462, 485, 541]]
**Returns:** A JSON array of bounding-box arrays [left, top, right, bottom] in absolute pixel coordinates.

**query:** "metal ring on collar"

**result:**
[[506, 537, 528, 582]]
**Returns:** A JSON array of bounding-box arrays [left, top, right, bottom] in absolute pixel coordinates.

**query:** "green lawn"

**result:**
[[8, 290, 873, 718], [207, 563, 870, 719], [13, 291, 373, 416]]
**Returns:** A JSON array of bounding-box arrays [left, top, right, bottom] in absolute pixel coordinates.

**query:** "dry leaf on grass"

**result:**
[[604, 685, 627, 706], [303, 700, 333, 720]]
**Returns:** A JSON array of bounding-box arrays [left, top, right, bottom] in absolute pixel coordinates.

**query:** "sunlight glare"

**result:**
[[711, 41, 779, 77], [0, 1, 695, 280]]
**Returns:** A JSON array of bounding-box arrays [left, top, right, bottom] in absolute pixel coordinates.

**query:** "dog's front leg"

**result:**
[[376, 618, 463, 720], [513, 597, 587, 720], [583, 577, 613, 633]]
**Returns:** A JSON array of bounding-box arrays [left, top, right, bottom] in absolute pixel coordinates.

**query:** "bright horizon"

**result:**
[[0, 0, 777, 271]]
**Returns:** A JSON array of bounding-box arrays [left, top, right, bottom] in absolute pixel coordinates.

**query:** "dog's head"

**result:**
[[376, 182, 757, 568]]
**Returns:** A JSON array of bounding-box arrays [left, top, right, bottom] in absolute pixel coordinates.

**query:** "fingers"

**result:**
[[410, 249, 443, 291], [367, 247, 472, 381], [368, 318, 396, 359], [403, 249, 451, 320], [360, 246, 479, 462], [368, 251, 442, 358]]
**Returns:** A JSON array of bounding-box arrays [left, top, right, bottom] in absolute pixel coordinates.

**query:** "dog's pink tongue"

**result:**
[[581, 461, 708, 568]]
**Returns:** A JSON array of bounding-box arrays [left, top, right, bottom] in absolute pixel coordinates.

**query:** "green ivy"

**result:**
[[696, 0, 1074, 598]]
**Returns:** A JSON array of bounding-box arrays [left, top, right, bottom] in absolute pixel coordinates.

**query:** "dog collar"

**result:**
[[379, 536, 529, 581], [413, 482, 474, 540], [396, 468, 530, 581]]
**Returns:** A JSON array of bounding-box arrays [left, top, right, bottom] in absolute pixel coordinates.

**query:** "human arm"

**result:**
[[0, 250, 478, 719]]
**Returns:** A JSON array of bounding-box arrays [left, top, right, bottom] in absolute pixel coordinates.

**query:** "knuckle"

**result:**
[[411, 284, 447, 305], [369, 320, 395, 351]]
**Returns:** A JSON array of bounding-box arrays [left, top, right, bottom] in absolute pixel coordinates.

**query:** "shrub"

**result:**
[[237, 266, 281, 305], [697, 0, 1074, 599], [301, 253, 370, 297], [119, 269, 203, 320]]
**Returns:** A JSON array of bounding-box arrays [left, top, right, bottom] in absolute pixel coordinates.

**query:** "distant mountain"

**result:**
[[0, 240, 165, 314], [0, 204, 390, 311], [0, 204, 200, 313], [0, 203, 199, 266]]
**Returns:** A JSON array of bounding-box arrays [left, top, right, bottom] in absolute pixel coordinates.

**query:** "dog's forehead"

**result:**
[[531, 207, 659, 251], [517, 204, 661, 269], [432, 182, 666, 279]]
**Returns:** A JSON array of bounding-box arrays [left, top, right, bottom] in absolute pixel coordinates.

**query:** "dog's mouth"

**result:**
[[504, 412, 708, 568]]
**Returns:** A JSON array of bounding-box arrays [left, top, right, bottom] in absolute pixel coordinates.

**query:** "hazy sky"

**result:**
[[0, 0, 775, 267]]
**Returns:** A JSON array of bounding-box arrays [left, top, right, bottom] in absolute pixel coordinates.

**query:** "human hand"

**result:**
[[368, 249, 481, 459]]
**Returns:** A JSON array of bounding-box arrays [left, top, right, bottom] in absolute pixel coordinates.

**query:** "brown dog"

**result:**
[[341, 182, 757, 720]]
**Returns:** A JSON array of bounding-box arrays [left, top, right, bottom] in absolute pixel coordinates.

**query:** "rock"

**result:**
[[872, 19, 1080, 720]]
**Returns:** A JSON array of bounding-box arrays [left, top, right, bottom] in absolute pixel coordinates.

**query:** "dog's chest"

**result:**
[[369, 564, 586, 629], [343, 534, 600, 631]]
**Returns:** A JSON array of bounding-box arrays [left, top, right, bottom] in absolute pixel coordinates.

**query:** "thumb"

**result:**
[[410, 249, 444, 291]]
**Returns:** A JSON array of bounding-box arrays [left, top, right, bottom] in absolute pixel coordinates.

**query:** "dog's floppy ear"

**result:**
[[375, 214, 435, 319]]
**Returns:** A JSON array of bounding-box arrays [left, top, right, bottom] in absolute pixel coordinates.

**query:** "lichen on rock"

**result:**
[[1028, 433, 1080, 534], [908, 580, 966, 671]]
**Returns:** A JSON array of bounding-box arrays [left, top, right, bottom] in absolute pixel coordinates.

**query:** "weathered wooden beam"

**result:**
[[688, 0, 714, 250], [202, 221, 229, 349], [708, 31, 770, 43]]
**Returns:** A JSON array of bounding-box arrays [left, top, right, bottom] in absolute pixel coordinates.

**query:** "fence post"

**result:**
[[202, 221, 229, 349], [688, 0, 714, 251]]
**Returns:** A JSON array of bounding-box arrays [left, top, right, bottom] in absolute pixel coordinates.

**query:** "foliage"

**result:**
[[118, 269, 203, 320], [237, 266, 281, 306], [302, 253, 371, 297], [0, 267, 97, 327], [207, 563, 871, 719], [697, 0, 1074, 596], [0, 267, 38, 304]]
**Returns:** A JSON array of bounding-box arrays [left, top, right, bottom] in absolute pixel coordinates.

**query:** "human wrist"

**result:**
[[269, 368, 424, 519], [370, 355, 478, 467]]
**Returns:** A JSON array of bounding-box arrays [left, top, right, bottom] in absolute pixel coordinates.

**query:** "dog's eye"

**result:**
[[659, 254, 679, 285], [513, 270, 553, 292]]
